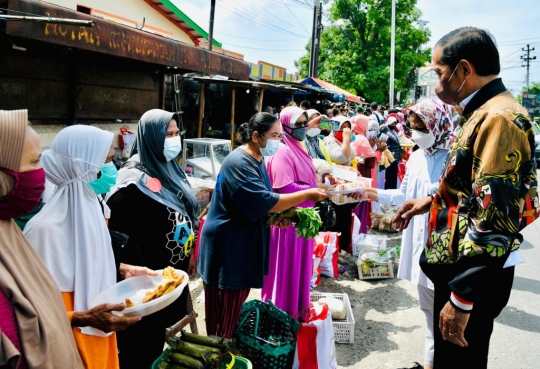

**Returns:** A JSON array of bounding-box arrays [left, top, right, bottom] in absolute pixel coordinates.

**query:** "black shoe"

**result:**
[[397, 363, 423, 369]]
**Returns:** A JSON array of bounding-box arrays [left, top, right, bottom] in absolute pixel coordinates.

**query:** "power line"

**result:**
[[215, 32, 305, 42], [500, 48, 522, 61], [280, 0, 311, 35], [498, 36, 540, 45], [522, 44, 537, 92], [222, 43, 305, 52], [216, 3, 307, 38], [250, 0, 310, 34]]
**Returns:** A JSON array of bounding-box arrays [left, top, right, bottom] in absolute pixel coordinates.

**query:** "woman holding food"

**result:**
[[198, 112, 328, 337], [105, 109, 200, 367], [263, 107, 323, 320], [24, 125, 150, 369], [360, 100, 458, 369], [0, 110, 84, 369]]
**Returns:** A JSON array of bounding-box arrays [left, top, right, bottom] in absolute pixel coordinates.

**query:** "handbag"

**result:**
[[316, 198, 336, 229]]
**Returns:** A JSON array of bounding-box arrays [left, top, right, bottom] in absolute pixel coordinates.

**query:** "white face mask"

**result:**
[[411, 130, 436, 150], [259, 137, 280, 156], [163, 136, 182, 161], [306, 128, 321, 137]]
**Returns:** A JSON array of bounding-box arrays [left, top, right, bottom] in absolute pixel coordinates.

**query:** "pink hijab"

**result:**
[[351, 115, 376, 158], [266, 107, 317, 188]]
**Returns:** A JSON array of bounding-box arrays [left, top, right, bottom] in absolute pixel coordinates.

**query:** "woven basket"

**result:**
[[234, 300, 299, 369]]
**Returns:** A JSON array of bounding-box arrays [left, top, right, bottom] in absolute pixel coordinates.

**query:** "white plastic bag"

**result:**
[[311, 238, 326, 288], [293, 302, 337, 369], [319, 232, 339, 278]]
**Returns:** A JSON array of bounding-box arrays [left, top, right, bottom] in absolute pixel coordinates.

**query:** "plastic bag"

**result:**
[[119, 127, 135, 159], [311, 240, 326, 288], [318, 232, 339, 278]]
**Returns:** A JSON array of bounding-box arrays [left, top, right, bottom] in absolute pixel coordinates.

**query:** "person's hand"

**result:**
[[348, 190, 369, 202], [342, 128, 352, 142], [305, 188, 331, 202], [368, 136, 378, 147], [120, 263, 159, 280], [377, 140, 388, 152], [72, 303, 141, 332], [439, 302, 470, 347], [274, 218, 293, 229], [188, 252, 197, 279], [392, 196, 432, 231]]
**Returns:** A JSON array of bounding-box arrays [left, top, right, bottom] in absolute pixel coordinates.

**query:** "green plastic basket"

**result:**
[[234, 300, 299, 369], [152, 349, 251, 369]]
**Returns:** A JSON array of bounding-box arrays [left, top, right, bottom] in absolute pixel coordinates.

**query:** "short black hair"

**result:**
[[300, 100, 311, 109], [263, 106, 274, 114], [436, 27, 500, 76], [332, 108, 340, 116], [370, 102, 378, 111], [238, 112, 278, 144]]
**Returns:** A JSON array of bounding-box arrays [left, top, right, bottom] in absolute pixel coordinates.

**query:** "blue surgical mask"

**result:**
[[87, 161, 118, 195], [164, 136, 182, 161], [290, 126, 308, 141], [259, 136, 280, 156]]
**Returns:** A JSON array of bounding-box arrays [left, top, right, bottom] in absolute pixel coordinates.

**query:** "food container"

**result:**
[[90, 269, 188, 317], [310, 292, 355, 344], [357, 260, 395, 280]]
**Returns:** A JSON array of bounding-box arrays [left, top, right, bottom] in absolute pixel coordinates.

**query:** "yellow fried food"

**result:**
[[141, 267, 185, 304], [125, 298, 135, 308]]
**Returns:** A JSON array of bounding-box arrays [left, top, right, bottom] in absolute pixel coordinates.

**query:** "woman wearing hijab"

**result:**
[[24, 125, 145, 369], [199, 112, 328, 337], [302, 109, 331, 162], [361, 100, 459, 369], [106, 109, 200, 368], [379, 115, 402, 190], [263, 106, 321, 319], [350, 114, 378, 234], [0, 110, 84, 369]]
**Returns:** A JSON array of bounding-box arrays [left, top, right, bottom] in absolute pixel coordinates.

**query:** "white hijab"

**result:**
[[25, 125, 116, 337]]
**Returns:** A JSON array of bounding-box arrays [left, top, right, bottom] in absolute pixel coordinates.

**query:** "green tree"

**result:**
[[516, 82, 540, 104], [295, 0, 431, 104]]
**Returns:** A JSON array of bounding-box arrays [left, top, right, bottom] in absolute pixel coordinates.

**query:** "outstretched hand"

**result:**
[[393, 196, 433, 231], [72, 303, 141, 333]]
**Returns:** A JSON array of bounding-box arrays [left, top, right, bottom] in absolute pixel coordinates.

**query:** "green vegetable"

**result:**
[[267, 207, 323, 240], [169, 352, 205, 369], [180, 331, 229, 351], [170, 340, 212, 362]]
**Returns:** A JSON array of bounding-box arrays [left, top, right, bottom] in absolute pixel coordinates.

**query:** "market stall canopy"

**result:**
[[2, 0, 249, 80], [299, 77, 363, 103]]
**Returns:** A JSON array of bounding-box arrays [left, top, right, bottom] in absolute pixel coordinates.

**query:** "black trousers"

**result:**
[[384, 160, 398, 190], [432, 267, 514, 369], [328, 203, 356, 252]]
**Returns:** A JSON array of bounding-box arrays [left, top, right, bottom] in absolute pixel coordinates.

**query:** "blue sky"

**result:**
[[172, 0, 540, 95]]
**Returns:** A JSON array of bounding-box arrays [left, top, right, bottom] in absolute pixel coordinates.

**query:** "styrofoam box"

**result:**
[[352, 234, 388, 257], [310, 292, 356, 344]]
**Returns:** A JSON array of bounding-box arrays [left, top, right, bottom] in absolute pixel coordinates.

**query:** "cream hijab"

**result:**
[[0, 110, 83, 368], [24, 125, 117, 337]]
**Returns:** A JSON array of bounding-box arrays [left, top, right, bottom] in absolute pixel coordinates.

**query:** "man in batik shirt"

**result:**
[[394, 27, 539, 369]]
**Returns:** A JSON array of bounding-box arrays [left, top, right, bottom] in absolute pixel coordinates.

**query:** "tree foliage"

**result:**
[[517, 82, 540, 104], [295, 0, 431, 104]]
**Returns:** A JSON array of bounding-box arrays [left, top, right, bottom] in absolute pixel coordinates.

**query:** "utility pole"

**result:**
[[309, 0, 322, 77], [521, 44, 536, 93], [389, 0, 396, 107], [208, 0, 216, 51]]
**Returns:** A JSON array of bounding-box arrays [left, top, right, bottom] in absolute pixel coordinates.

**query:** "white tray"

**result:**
[[327, 187, 365, 195], [90, 269, 188, 317]]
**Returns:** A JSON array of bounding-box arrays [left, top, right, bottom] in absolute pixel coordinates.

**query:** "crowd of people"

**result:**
[[0, 26, 538, 369]]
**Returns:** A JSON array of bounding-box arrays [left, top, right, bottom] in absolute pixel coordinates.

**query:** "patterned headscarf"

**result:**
[[408, 99, 460, 154]]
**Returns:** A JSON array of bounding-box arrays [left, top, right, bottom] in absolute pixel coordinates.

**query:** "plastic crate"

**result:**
[[310, 292, 355, 344], [357, 260, 394, 280], [330, 177, 373, 205], [352, 234, 388, 257]]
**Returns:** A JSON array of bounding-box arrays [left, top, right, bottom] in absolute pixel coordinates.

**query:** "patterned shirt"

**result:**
[[427, 79, 539, 267]]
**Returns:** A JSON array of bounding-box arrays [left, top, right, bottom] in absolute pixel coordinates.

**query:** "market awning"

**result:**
[[299, 77, 363, 103], [2, 0, 249, 80]]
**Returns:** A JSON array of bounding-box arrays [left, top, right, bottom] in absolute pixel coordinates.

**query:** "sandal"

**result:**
[[338, 265, 348, 274]]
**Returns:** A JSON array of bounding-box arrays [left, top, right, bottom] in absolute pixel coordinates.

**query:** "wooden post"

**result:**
[[258, 89, 264, 112], [230, 87, 236, 145], [197, 83, 205, 138]]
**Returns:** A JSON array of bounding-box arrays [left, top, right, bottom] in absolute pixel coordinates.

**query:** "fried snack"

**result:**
[[142, 267, 185, 304], [125, 298, 135, 308]]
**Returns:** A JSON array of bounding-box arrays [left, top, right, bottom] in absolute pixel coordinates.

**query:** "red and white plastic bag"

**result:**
[[119, 127, 136, 159], [318, 232, 339, 278], [311, 239, 327, 288], [293, 302, 337, 369]]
